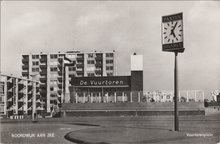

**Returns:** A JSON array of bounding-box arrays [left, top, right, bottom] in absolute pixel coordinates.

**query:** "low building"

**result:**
[[68, 53, 143, 103], [0, 74, 42, 119]]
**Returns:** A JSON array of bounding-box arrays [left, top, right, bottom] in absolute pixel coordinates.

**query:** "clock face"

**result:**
[[162, 20, 183, 44]]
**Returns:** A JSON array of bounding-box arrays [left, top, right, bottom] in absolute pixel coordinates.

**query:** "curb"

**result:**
[[64, 132, 110, 144]]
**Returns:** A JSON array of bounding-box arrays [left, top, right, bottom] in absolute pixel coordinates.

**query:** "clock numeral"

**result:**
[[179, 34, 181, 37], [172, 21, 173, 25], [165, 36, 167, 39], [167, 23, 170, 26], [163, 32, 166, 34], [176, 37, 178, 41], [178, 25, 181, 27], [180, 29, 182, 31], [172, 39, 174, 43], [168, 39, 170, 42], [164, 27, 167, 30]]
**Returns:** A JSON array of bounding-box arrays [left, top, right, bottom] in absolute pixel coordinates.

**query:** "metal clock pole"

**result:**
[[174, 52, 179, 131]]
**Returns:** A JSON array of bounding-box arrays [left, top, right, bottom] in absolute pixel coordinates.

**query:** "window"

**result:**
[[96, 67, 102, 70], [106, 66, 113, 70], [106, 53, 113, 57], [33, 61, 39, 66], [69, 74, 75, 77], [88, 54, 93, 58], [88, 73, 95, 77], [106, 60, 113, 64], [69, 67, 76, 71], [0, 96, 3, 102], [107, 73, 113, 76], [0, 83, 4, 94], [50, 94, 57, 98], [96, 60, 102, 64], [77, 60, 83, 64], [32, 55, 39, 59], [50, 67, 57, 72], [50, 54, 57, 59], [32, 68, 39, 72], [87, 60, 94, 64]]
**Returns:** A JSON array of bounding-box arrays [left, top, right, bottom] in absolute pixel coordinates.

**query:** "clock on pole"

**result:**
[[162, 12, 185, 53], [161, 12, 185, 131]]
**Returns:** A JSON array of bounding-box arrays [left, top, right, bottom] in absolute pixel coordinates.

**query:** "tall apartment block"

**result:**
[[21, 51, 116, 112], [0, 74, 41, 118]]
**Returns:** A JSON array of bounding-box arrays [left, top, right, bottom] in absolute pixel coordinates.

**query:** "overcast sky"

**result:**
[[1, 1, 220, 98]]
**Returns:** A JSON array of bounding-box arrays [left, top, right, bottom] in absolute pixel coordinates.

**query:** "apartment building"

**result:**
[[21, 51, 115, 112], [0, 74, 41, 118]]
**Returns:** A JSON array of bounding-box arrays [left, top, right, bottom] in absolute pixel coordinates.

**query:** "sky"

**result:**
[[1, 1, 220, 98]]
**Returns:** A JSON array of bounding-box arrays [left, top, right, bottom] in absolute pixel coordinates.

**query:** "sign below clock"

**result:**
[[162, 12, 185, 53]]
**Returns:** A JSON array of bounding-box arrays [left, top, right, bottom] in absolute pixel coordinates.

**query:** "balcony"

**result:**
[[18, 83, 24, 91], [18, 93, 24, 100], [28, 85, 33, 91], [40, 70, 47, 76], [57, 89, 62, 94], [36, 94, 41, 100], [7, 101, 13, 109], [22, 65, 29, 70], [28, 102, 32, 108], [40, 64, 47, 68], [76, 54, 84, 60], [95, 62, 102, 66], [58, 64, 63, 69], [7, 92, 13, 99], [58, 70, 63, 75], [40, 77, 47, 83], [7, 82, 13, 89], [22, 58, 29, 64], [40, 57, 47, 63], [76, 63, 84, 68], [36, 102, 41, 108], [95, 69, 103, 74], [18, 101, 23, 109], [36, 87, 40, 93], [22, 71, 29, 77], [22, 55, 29, 59], [57, 83, 62, 89], [57, 76, 63, 82], [40, 84, 46, 89], [28, 94, 32, 100], [95, 56, 103, 60], [40, 89, 47, 94]]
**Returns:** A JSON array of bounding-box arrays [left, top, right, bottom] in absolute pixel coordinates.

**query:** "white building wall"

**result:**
[[130, 54, 143, 71]]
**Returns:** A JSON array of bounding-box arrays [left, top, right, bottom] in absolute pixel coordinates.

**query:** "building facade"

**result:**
[[68, 53, 143, 103], [21, 51, 116, 112], [0, 74, 41, 118]]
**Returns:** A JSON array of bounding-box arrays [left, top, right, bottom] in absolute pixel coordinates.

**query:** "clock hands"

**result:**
[[170, 22, 178, 38], [173, 22, 178, 31]]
